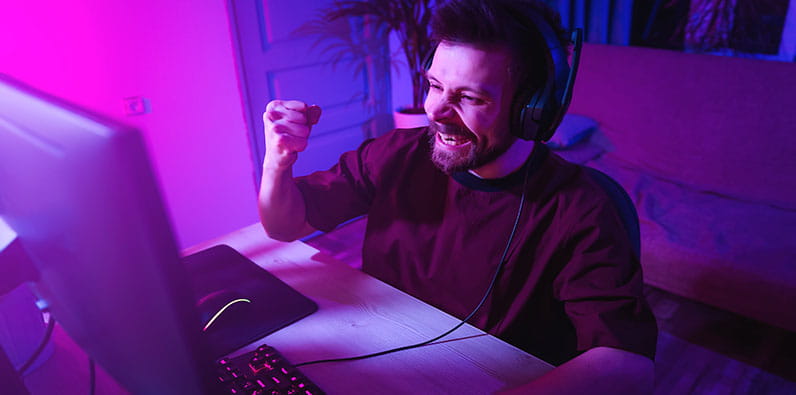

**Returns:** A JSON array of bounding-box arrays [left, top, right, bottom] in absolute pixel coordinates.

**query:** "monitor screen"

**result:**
[[0, 74, 216, 393]]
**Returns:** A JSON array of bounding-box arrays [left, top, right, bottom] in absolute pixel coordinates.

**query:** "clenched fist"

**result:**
[[262, 100, 322, 170]]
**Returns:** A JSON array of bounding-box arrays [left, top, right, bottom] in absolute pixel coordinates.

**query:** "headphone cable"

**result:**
[[17, 312, 55, 375], [295, 155, 532, 368]]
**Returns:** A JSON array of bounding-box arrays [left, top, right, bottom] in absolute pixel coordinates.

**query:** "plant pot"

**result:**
[[393, 107, 429, 129]]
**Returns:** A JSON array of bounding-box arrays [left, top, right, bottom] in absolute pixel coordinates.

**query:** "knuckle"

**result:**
[[270, 122, 289, 135], [284, 100, 307, 112], [265, 100, 281, 112]]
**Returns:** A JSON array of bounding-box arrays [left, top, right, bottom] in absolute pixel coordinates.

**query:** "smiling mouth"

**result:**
[[438, 133, 472, 147]]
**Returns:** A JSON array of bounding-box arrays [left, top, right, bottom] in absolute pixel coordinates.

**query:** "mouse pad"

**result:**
[[183, 244, 318, 358]]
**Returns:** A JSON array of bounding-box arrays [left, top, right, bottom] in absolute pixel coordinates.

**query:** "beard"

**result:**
[[427, 122, 515, 174]]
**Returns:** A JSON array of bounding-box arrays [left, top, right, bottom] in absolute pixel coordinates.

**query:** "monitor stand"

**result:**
[[183, 245, 318, 358]]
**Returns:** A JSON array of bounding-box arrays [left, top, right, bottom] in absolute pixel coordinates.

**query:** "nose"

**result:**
[[424, 92, 454, 123]]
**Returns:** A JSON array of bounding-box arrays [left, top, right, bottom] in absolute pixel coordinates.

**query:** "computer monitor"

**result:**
[[0, 74, 216, 393]]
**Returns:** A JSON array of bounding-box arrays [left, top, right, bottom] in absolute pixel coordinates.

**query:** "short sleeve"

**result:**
[[295, 139, 377, 232], [554, 199, 658, 361]]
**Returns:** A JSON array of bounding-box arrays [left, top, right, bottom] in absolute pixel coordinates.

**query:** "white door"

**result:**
[[228, 0, 392, 182]]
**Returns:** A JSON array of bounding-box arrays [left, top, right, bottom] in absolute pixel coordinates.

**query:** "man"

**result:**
[[258, 0, 657, 393]]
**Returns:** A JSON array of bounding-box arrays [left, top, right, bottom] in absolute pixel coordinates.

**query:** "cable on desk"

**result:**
[[295, 158, 532, 368], [17, 314, 56, 375], [88, 358, 96, 395]]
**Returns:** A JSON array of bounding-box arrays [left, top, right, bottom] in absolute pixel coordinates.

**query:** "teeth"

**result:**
[[440, 133, 469, 146]]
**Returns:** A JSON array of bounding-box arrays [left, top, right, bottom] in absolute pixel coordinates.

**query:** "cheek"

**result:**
[[423, 95, 432, 114], [464, 112, 501, 143], [423, 91, 441, 116]]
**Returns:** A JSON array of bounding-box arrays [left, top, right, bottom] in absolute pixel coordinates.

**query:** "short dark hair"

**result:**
[[430, 0, 569, 93]]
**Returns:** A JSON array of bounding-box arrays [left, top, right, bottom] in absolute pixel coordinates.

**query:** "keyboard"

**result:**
[[215, 343, 325, 395]]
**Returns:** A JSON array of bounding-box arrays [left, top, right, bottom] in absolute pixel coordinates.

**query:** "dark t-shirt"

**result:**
[[296, 128, 657, 365]]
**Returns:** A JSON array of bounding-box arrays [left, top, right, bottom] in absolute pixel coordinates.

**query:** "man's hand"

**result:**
[[262, 100, 322, 170]]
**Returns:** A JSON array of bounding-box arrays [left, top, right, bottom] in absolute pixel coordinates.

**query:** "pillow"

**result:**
[[553, 140, 605, 164], [547, 114, 598, 149]]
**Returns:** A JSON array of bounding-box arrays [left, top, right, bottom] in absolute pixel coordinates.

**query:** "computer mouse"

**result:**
[[195, 289, 253, 333]]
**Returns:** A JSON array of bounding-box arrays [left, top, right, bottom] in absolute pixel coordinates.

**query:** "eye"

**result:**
[[428, 83, 442, 91], [461, 95, 485, 105]]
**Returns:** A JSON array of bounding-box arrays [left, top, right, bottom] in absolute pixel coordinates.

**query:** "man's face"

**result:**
[[424, 41, 517, 174]]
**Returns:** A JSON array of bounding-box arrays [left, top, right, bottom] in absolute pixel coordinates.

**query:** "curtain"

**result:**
[[778, 0, 796, 60], [554, 0, 636, 45]]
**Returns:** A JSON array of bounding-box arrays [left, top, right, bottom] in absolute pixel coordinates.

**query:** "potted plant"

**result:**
[[298, 0, 434, 129]]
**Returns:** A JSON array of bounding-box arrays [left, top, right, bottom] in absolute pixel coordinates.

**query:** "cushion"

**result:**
[[547, 114, 597, 149], [552, 137, 605, 164]]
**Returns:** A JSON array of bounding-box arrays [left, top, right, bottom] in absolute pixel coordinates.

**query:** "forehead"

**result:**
[[427, 41, 514, 95]]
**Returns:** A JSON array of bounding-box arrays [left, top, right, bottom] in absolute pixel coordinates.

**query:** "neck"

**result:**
[[469, 138, 535, 179]]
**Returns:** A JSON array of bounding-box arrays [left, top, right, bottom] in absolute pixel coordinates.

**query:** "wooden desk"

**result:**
[[25, 224, 552, 394]]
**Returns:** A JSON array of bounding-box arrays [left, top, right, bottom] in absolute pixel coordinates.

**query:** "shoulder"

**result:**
[[362, 127, 430, 159], [533, 149, 611, 206], [535, 151, 625, 233], [357, 127, 433, 175]]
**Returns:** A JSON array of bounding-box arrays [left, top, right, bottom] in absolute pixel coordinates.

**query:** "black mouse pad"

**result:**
[[183, 244, 318, 358]]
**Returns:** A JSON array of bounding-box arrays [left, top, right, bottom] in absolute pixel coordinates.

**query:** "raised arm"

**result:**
[[258, 100, 322, 241]]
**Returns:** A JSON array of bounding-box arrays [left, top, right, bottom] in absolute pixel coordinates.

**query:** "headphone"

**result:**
[[424, 9, 583, 142]]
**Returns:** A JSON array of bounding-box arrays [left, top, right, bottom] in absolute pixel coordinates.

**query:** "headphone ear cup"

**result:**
[[511, 74, 558, 141], [512, 89, 538, 141], [520, 96, 541, 141], [531, 84, 564, 142], [509, 10, 574, 142]]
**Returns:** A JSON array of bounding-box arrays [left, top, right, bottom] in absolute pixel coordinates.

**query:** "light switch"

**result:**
[[122, 96, 151, 116]]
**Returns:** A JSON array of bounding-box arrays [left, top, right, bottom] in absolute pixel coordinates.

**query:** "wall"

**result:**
[[0, 1, 259, 249]]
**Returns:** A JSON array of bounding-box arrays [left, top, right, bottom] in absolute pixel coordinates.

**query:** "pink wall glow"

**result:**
[[1, 1, 259, 249]]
